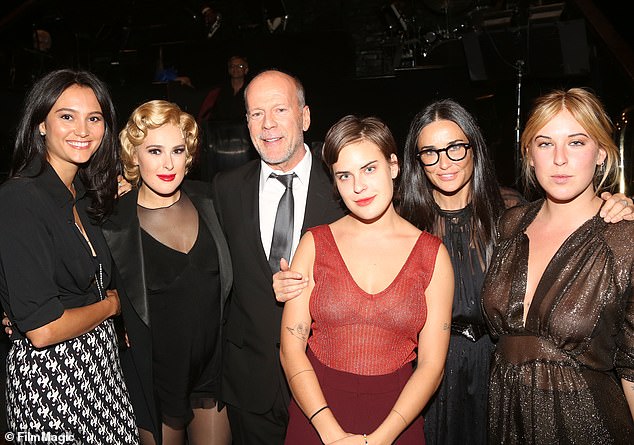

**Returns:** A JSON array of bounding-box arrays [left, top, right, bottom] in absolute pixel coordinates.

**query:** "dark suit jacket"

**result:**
[[211, 153, 345, 414], [102, 180, 232, 440]]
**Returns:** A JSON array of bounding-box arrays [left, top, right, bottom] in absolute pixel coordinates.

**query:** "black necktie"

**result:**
[[269, 173, 296, 272]]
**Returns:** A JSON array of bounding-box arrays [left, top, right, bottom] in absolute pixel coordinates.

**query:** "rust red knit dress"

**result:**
[[284, 224, 441, 445]]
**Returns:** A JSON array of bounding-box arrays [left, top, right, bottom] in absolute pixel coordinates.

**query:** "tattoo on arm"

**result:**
[[442, 322, 451, 331], [286, 322, 310, 341]]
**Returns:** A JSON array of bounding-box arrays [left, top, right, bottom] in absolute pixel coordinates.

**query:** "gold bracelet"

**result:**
[[391, 409, 408, 426]]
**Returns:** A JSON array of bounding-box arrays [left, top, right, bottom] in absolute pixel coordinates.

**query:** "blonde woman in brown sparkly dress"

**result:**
[[481, 88, 634, 444]]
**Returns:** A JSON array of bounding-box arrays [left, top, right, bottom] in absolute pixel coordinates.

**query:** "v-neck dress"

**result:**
[[481, 200, 634, 444], [284, 224, 442, 444], [140, 214, 221, 428]]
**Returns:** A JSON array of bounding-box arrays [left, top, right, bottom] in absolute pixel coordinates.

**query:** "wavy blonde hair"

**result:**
[[521, 88, 619, 194], [120, 100, 199, 186]]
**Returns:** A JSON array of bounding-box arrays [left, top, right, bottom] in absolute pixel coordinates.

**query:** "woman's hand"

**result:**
[[273, 258, 308, 302], [599, 192, 634, 223], [2, 313, 12, 336], [117, 175, 132, 197], [105, 289, 121, 317]]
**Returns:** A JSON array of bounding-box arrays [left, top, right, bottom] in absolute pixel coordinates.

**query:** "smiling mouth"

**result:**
[[67, 141, 90, 149], [157, 174, 176, 181], [262, 136, 283, 143]]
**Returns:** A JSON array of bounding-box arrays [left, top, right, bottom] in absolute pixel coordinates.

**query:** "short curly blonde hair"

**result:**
[[120, 100, 199, 186]]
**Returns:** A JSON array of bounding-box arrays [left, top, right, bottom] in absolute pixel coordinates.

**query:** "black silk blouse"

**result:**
[[0, 160, 112, 339]]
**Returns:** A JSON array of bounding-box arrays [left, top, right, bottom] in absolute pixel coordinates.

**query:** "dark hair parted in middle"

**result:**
[[11, 68, 119, 222], [398, 99, 504, 262]]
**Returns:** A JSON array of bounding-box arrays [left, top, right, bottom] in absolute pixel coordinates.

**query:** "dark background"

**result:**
[[1, 0, 633, 191], [0, 0, 633, 437]]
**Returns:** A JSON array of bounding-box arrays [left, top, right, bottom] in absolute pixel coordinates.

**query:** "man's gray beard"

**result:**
[[257, 146, 297, 167]]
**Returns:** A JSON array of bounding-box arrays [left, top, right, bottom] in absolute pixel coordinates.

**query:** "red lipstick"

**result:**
[[157, 174, 176, 182]]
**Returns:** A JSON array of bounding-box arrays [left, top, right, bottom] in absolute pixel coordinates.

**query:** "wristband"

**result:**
[[308, 405, 329, 424]]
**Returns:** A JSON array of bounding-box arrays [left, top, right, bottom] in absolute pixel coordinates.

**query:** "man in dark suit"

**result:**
[[211, 70, 344, 444]]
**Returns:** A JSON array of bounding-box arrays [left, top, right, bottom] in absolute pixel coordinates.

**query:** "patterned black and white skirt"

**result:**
[[5, 319, 139, 444]]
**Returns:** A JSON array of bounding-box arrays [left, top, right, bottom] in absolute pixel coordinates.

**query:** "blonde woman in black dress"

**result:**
[[103, 100, 232, 445]]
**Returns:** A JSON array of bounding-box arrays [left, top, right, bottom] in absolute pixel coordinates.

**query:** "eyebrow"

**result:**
[[54, 107, 103, 116], [144, 144, 186, 149], [534, 132, 588, 139], [420, 139, 464, 150], [334, 159, 377, 175]]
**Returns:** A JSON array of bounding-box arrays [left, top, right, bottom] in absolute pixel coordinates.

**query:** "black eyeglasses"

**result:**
[[416, 143, 471, 166]]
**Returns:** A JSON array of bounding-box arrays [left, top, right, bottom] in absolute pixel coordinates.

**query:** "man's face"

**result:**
[[245, 72, 310, 172], [228, 57, 248, 79]]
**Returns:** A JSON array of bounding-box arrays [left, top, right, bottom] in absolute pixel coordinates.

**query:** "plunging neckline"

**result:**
[[324, 225, 423, 297], [140, 225, 200, 256], [519, 205, 602, 328], [73, 206, 97, 257]]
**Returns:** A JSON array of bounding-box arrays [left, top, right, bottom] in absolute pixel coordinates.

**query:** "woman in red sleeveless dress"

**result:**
[[279, 115, 454, 445]]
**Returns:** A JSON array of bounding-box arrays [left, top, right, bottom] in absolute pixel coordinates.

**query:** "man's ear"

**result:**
[[302, 106, 311, 132]]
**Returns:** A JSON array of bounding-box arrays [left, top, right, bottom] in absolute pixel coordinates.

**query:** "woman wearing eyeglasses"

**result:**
[[273, 100, 633, 444], [397, 98, 634, 445], [397, 99, 509, 445]]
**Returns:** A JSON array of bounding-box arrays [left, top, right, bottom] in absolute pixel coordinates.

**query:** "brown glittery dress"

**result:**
[[481, 200, 634, 445]]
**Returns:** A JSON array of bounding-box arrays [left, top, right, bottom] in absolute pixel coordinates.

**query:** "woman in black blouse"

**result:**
[[0, 69, 138, 443], [102, 100, 232, 445]]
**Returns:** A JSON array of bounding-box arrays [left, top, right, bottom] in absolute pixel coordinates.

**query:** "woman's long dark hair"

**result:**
[[398, 99, 505, 261], [11, 69, 119, 222]]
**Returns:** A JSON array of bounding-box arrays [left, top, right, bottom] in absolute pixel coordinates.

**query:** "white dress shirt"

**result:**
[[259, 146, 312, 265]]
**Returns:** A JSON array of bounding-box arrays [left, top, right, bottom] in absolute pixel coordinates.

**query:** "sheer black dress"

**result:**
[[138, 192, 221, 428], [423, 204, 493, 445]]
